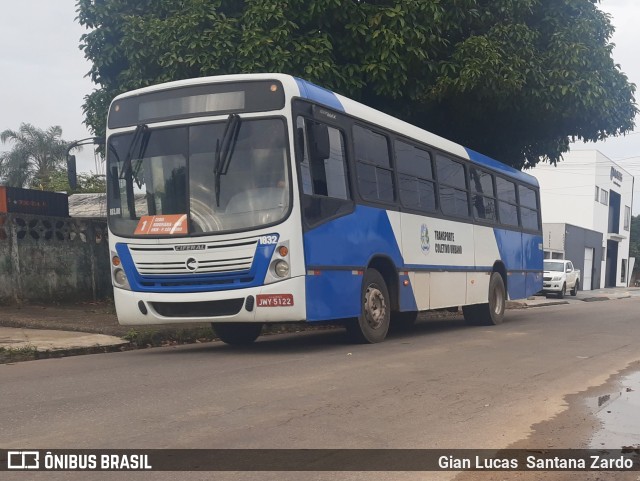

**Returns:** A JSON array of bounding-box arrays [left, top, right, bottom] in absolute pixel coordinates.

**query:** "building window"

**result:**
[[595, 186, 599, 202], [624, 205, 631, 231], [621, 259, 627, 284], [600, 189, 609, 205]]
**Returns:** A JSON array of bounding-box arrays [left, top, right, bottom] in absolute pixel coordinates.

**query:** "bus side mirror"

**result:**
[[309, 123, 330, 162], [67, 155, 77, 190]]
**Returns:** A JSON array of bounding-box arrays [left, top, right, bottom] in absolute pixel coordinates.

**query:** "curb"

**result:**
[[0, 342, 131, 364]]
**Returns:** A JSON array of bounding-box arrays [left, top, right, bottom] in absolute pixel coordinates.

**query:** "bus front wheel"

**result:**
[[462, 272, 506, 326], [212, 322, 263, 345], [346, 269, 390, 343]]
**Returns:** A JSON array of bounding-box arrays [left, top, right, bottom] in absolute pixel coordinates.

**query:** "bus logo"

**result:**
[[185, 257, 199, 272], [175, 244, 206, 251], [420, 224, 430, 254]]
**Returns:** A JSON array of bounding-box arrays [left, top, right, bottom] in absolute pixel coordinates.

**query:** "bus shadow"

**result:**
[[157, 314, 474, 356]]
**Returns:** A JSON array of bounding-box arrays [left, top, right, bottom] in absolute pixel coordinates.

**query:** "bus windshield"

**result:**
[[107, 117, 290, 237]]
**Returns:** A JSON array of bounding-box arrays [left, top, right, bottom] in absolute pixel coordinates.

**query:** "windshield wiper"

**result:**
[[119, 124, 150, 183], [214, 114, 241, 207]]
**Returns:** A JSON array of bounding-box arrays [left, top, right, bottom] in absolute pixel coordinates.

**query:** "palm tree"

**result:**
[[0, 123, 70, 189]]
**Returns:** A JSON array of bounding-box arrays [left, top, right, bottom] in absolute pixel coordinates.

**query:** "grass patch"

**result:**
[[123, 326, 217, 348], [0, 345, 39, 363]]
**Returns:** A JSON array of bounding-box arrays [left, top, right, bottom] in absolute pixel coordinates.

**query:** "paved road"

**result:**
[[2, 298, 640, 480]]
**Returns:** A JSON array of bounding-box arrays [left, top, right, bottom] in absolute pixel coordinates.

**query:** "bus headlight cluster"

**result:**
[[265, 240, 291, 284], [111, 253, 131, 290]]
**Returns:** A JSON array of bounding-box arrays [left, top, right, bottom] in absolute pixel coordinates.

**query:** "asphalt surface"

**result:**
[[2, 292, 640, 481], [0, 287, 637, 356]]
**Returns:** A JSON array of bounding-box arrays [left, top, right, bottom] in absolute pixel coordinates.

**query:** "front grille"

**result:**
[[151, 299, 244, 318], [128, 239, 258, 276], [543, 276, 552, 281]]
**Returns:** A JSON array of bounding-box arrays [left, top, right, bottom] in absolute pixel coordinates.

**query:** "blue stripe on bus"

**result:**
[[465, 148, 539, 187], [294, 78, 345, 112], [306, 270, 362, 321], [303, 205, 409, 319], [493, 228, 543, 299]]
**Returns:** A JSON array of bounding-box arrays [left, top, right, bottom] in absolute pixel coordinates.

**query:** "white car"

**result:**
[[542, 260, 580, 298]]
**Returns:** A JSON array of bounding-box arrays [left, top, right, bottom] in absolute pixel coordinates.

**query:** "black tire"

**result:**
[[558, 283, 566, 299], [570, 280, 579, 296], [390, 311, 418, 332], [212, 322, 263, 345], [462, 272, 506, 326], [346, 269, 390, 343]]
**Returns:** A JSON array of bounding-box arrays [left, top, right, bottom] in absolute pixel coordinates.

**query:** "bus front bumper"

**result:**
[[114, 276, 307, 326]]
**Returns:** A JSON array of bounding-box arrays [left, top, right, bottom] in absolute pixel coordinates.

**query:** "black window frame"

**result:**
[[495, 175, 520, 228], [290, 98, 542, 235], [468, 166, 497, 223], [291, 100, 356, 230], [393, 138, 438, 214], [435, 154, 471, 219], [352, 123, 397, 206]]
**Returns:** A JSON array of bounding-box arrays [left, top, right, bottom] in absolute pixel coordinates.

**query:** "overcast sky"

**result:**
[[1, 0, 639, 205]]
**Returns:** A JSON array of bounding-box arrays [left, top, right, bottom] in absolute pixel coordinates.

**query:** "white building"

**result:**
[[533, 150, 634, 289]]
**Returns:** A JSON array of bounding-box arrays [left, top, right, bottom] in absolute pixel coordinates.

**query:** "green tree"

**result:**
[[48, 169, 106, 194], [77, 0, 637, 169], [0, 123, 70, 189]]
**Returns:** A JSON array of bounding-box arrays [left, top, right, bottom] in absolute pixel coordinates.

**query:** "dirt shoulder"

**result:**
[[0, 301, 209, 337]]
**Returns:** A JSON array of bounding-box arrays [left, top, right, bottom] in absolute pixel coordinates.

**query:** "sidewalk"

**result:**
[[1, 287, 638, 361], [0, 302, 211, 362]]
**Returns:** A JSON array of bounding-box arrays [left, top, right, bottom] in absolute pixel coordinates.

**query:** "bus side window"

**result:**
[[395, 140, 436, 212], [436, 155, 469, 218], [297, 117, 352, 226], [496, 177, 519, 226], [469, 167, 497, 222], [518, 184, 540, 230], [353, 125, 395, 203]]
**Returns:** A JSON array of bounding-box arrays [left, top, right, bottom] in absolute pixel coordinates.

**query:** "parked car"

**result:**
[[542, 260, 580, 299]]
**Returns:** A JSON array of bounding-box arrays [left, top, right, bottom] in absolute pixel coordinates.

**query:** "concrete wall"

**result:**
[[0, 213, 112, 304]]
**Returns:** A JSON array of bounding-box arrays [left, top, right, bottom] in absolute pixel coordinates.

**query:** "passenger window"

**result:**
[[395, 140, 436, 212], [354, 125, 395, 203], [519, 185, 537, 209], [297, 117, 352, 226], [496, 177, 518, 226], [469, 167, 496, 221], [518, 185, 540, 230], [436, 155, 469, 218]]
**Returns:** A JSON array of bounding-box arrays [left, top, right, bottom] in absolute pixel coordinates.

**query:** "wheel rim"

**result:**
[[492, 283, 504, 315], [364, 283, 387, 330]]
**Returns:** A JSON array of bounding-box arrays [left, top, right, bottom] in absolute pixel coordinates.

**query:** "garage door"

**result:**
[[583, 247, 593, 291]]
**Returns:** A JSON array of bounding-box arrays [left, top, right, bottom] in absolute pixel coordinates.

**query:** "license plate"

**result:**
[[256, 294, 294, 307]]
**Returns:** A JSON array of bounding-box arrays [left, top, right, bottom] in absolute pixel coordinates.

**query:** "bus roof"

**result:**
[[111, 73, 538, 188]]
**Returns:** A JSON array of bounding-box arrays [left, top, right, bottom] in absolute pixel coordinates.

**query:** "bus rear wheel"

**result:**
[[346, 268, 390, 343], [212, 322, 263, 345], [462, 272, 506, 326]]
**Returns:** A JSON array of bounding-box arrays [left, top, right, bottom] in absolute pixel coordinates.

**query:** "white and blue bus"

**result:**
[[106, 73, 543, 344]]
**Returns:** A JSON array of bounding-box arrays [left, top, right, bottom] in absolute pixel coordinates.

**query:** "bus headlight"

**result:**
[[111, 249, 132, 290], [113, 267, 129, 287], [264, 240, 291, 284], [274, 260, 290, 278]]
